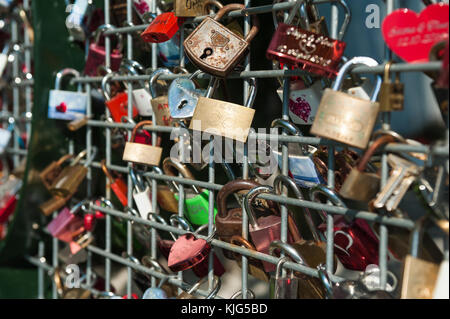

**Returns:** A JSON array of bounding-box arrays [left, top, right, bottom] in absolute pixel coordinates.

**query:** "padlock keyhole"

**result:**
[[178, 100, 188, 109], [200, 48, 213, 60]]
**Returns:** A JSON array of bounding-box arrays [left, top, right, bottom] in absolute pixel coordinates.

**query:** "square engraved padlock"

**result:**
[[184, 3, 259, 78], [310, 57, 382, 149]]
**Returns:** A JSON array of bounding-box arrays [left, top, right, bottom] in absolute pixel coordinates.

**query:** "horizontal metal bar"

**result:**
[[5, 148, 28, 156], [11, 79, 34, 87], [72, 62, 442, 84]]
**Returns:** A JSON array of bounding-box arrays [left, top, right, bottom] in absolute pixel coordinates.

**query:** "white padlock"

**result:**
[[433, 258, 449, 299]]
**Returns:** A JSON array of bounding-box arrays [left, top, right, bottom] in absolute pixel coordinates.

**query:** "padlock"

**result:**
[[339, 134, 398, 201], [271, 119, 323, 188], [433, 257, 449, 299], [230, 235, 270, 282], [141, 12, 184, 43], [148, 166, 179, 213], [269, 240, 326, 299], [101, 72, 138, 123], [141, 256, 179, 298], [0, 175, 21, 224], [189, 76, 256, 143], [244, 185, 294, 272], [378, 61, 404, 112], [48, 68, 88, 121], [168, 70, 207, 119], [310, 57, 383, 149], [277, 78, 324, 125], [401, 215, 441, 299], [177, 275, 221, 299], [184, 3, 259, 78], [162, 157, 217, 226], [0, 118, 13, 156], [50, 147, 98, 198], [149, 68, 175, 126], [167, 224, 214, 272], [84, 24, 123, 76], [101, 160, 128, 207], [46, 200, 90, 243], [174, 0, 207, 17], [310, 185, 381, 271], [120, 60, 154, 117], [133, 0, 153, 22], [216, 179, 260, 249], [67, 116, 90, 131], [65, 0, 93, 42], [129, 167, 158, 218], [40, 154, 74, 191], [317, 264, 395, 299], [122, 120, 163, 167], [267, 0, 350, 78]]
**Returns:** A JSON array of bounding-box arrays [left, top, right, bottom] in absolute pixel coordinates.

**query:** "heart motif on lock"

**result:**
[[382, 3, 449, 63]]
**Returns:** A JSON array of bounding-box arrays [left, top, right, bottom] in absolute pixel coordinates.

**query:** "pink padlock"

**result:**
[[46, 200, 89, 243], [84, 24, 123, 76]]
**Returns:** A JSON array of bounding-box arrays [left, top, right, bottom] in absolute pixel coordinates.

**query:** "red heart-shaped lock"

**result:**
[[382, 3, 449, 63], [167, 233, 211, 272], [84, 213, 96, 232]]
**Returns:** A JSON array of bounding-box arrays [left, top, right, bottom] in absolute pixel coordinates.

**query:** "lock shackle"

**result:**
[[214, 4, 260, 43], [317, 264, 334, 298], [191, 223, 217, 243], [70, 199, 92, 215], [119, 59, 148, 89], [147, 212, 176, 241], [184, 275, 221, 299], [206, 76, 219, 98], [230, 288, 255, 299], [309, 184, 347, 221], [123, 59, 146, 75], [101, 72, 115, 100], [230, 235, 259, 262], [269, 240, 306, 265], [244, 185, 274, 228], [129, 167, 147, 192], [101, 159, 116, 183], [56, 154, 74, 166], [169, 215, 194, 233], [244, 77, 257, 108], [217, 179, 261, 218], [357, 135, 399, 172], [383, 61, 395, 82], [301, 0, 350, 41], [91, 197, 114, 214], [53, 267, 65, 296], [149, 68, 173, 98], [141, 256, 167, 274], [130, 120, 162, 147], [162, 157, 201, 193], [204, 0, 224, 14], [274, 256, 293, 280], [372, 129, 407, 144], [97, 64, 113, 77], [273, 174, 322, 242], [271, 118, 309, 154], [94, 24, 123, 52], [272, 0, 303, 30], [410, 214, 431, 258], [333, 57, 382, 102], [54, 68, 81, 91]]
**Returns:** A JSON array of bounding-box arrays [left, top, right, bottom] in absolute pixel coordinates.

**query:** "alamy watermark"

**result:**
[[365, 4, 381, 29]]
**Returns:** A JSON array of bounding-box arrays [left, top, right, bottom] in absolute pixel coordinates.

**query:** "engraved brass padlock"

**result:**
[[310, 57, 383, 149], [379, 61, 404, 112], [184, 3, 259, 78], [150, 68, 175, 127], [122, 120, 163, 167], [40, 154, 74, 191], [174, 0, 206, 17]]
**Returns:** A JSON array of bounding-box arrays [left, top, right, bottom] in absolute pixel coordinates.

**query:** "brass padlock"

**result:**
[[50, 148, 98, 198], [401, 215, 440, 299], [40, 154, 73, 191], [39, 195, 72, 216], [184, 3, 259, 78], [378, 61, 404, 112], [174, 0, 207, 17], [148, 167, 179, 213], [122, 120, 163, 166], [311, 57, 382, 149]]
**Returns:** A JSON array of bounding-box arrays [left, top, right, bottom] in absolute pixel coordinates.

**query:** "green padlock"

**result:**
[[163, 157, 217, 225]]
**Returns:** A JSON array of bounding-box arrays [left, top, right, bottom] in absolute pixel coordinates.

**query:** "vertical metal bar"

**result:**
[[126, 0, 133, 298], [86, 84, 92, 198], [104, 0, 112, 292], [37, 241, 45, 299], [24, 0, 32, 146], [11, 17, 20, 167], [208, 134, 215, 291], [52, 213, 58, 299]]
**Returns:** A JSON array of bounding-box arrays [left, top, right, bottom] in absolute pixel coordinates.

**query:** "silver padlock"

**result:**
[[129, 167, 158, 218]]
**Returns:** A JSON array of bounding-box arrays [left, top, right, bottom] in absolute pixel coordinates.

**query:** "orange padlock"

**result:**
[[102, 73, 138, 123], [140, 12, 185, 43]]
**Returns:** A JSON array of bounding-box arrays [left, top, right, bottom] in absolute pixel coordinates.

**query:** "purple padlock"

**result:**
[[84, 24, 123, 76], [46, 201, 89, 243]]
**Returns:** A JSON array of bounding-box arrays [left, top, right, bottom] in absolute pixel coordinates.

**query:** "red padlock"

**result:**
[[101, 160, 128, 207], [140, 12, 185, 43], [102, 73, 138, 122], [84, 24, 123, 76]]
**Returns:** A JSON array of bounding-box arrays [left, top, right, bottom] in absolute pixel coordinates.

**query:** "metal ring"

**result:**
[[230, 289, 256, 299], [372, 129, 407, 144]]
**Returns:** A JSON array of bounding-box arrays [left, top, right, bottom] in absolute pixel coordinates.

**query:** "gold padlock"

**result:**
[[40, 154, 74, 191], [311, 57, 382, 149], [189, 77, 256, 143], [122, 120, 163, 166], [379, 61, 404, 112], [50, 148, 97, 198], [174, 0, 207, 17]]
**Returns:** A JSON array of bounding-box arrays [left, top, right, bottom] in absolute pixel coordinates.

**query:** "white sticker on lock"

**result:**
[[132, 88, 154, 117], [133, 186, 159, 219]]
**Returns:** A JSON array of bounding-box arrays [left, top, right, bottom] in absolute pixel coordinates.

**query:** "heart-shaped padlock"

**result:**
[[168, 71, 206, 119], [382, 3, 449, 63], [167, 224, 214, 272]]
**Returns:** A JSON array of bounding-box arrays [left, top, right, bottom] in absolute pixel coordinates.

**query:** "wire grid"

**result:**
[[25, 0, 449, 299]]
